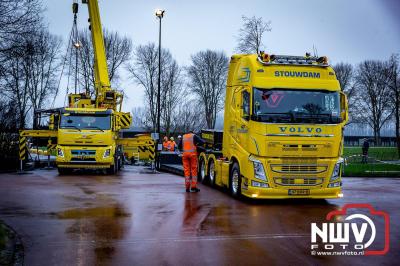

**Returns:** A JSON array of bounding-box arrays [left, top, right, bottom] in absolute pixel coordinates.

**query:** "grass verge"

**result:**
[[343, 163, 400, 177], [344, 147, 399, 161]]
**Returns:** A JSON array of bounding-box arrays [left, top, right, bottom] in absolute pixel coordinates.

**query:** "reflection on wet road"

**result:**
[[0, 166, 398, 265]]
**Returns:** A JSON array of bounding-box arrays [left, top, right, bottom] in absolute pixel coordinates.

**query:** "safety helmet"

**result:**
[[170, 137, 174, 141]]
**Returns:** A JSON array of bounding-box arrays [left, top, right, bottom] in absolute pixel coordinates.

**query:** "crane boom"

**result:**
[[84, 0, 110, 91], [72, 0, 123, 110]]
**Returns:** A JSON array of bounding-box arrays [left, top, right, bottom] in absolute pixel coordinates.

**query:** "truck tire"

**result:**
[[58, 167, 72, 175], [107, 158, 117, 175], [230, 162, 241, 198], [208, 159, 216, 187], [198, 157, 206, 183]]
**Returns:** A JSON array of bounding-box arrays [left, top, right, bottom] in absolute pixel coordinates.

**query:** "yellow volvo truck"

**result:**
[[20, 0, 131, 174], [55, 0, 131, 174], [198, 53, 348, 199]]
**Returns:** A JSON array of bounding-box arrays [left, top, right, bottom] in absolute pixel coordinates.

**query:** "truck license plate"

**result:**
[[288, 189, 310, 196]]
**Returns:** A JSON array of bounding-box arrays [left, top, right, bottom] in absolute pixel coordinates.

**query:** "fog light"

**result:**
[[328, 181, 341, 188], [251, 194, 258, 198], [338, 193, 344, 198], [251, 180, 269, 188]]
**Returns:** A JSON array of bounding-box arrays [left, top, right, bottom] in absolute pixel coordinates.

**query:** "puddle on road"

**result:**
[[56, 205, 130, 219], [56, 204, 130, 265]]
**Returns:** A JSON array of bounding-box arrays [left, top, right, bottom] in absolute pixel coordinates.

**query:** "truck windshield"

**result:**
[[60, 114, 111, 130], [252, 88, 341, 124]]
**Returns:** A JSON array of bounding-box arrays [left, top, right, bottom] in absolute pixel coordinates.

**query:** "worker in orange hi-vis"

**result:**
[[179, 131, 204, 192], [169, 137, 176, 151], [162, 136, 171, 151]]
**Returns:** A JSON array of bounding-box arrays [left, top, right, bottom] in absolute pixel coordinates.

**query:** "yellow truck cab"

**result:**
[[56, 107, 124, 174], [198, 53, 348, 199]]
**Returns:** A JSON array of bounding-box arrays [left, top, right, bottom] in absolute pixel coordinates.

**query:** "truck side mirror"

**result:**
[[340, 92, 348, 123]]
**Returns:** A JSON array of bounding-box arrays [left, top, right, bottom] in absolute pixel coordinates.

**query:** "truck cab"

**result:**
[[56, 108, 124, 174], [199, 53, 348, 199]]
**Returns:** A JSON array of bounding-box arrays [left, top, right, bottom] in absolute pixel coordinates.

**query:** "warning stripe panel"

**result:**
[[47, 144, 57, 150], [139, 146, 148, 152], [120, 115, 130, 126]]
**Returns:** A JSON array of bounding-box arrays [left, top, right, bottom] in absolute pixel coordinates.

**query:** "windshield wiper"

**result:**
[[85, 126, 105, 132], [63, 125, 81, 131], [291, 112, 336, 123], [252, 112, 294, 122]]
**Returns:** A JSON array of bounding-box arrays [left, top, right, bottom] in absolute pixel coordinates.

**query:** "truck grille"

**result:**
[[274, 177, 323, 186], [271, 164, 327, 174], [70, 158, 96, 163], [71, 150, 96, 156]]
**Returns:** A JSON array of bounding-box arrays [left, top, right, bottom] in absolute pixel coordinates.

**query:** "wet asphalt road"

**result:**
[[0, 166, 398, 266]]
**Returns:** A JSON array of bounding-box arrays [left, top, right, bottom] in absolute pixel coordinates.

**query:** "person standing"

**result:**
[[169, 137, 176, 151], [362, 139, 370, 164], [162, 136, 171, 151], [176, 135, 182, 151], [179, 131, 204, 192]]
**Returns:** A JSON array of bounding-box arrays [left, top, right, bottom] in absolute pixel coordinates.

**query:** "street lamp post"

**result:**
[[155, 9, 165, 136], [155, 9, 165, 170]]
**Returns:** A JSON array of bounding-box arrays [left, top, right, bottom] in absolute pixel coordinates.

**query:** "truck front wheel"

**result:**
[[230, 162, 241, 198], [106, 158, 117, 175], [58, 167, 72, 175], [199, 158, 206, 183]]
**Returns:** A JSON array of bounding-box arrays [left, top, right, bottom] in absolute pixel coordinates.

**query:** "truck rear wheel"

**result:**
[[230, 162, 241, 198], [208, 159, 216, 187]]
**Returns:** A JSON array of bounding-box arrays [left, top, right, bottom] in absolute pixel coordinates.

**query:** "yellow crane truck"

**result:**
[[198, 53, 348, 199], [19, 0, 132, 174]]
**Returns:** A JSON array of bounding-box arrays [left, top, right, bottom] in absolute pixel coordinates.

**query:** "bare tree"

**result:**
[[72, 29, 132, 94], [160, 55, 183, 135], [235, 15, 271, 54], [333, 62, 357, 121], [386, 54, 400, 157], [24, 29, 62, 127], [354, 60, 393, 145], [187, 50, 229, 129], [0, 0, 42, 52], [171, 97, 206, 133], [128, 43, 182, 133], [1, 43, 32, 129], [128, 43, 158, 130], [131, 106, 150, 129]]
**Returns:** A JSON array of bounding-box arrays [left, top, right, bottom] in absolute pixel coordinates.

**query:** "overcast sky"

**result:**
[[45, 0, 400, 112]]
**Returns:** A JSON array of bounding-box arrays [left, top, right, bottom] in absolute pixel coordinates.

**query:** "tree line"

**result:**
[[0, 1, 398, 156], [333, 56, 400, 155]]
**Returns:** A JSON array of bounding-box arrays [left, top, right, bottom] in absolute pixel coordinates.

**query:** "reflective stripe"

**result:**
[[183, 133, 195, 153]]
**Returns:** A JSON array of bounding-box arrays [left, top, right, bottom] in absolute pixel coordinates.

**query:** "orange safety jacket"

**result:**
[[169, 141, 176, 151], [182, 133, 196, 155], [163, 140, 171, 151]]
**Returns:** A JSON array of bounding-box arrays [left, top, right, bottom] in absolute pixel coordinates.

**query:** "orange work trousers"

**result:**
[[182, 153, 198, 189]]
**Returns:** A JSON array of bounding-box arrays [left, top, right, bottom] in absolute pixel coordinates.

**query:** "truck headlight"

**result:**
[[330, 159, 343, 182], [103, 149, 111, 158], [57, 148, 64, 157], [253, 161, 267, 181], [249, 156, 267, 181]]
